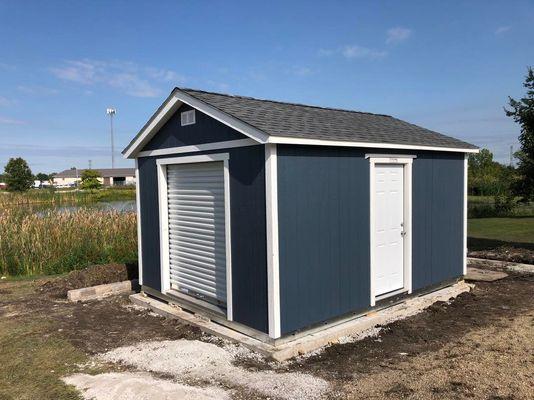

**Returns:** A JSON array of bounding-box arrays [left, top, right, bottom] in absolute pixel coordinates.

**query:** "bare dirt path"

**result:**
[[0, 272, 532, 399]]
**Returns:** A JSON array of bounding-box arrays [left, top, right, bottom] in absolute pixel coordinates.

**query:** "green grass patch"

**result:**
[[468, 217, 534, 244], [0, 317, 86, 399]]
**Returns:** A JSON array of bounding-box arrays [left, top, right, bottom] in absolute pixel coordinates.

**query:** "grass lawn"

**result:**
[[468, 217, 534, 244]]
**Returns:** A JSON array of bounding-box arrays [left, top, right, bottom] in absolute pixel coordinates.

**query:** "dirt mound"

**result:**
[[39, 263, 138, 298], [469, 246, 534, 264]]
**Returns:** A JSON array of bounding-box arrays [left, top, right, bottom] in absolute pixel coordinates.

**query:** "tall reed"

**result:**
[[0, 208, 137, 276], [0, 187, 135, 207]]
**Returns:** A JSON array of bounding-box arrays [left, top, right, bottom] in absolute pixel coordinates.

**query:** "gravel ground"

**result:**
[[1, 267, 533, 399], [97, 339, 329, 400]]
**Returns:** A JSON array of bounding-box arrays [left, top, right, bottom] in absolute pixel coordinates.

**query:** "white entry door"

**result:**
[[166, 161, 227, 306], [373, 164, 405, 296]]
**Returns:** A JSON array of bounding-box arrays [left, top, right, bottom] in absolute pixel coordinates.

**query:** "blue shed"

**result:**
[[123, 88, 478, 341]]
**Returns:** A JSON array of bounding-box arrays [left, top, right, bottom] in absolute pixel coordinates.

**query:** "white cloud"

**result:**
[[495, 26, 511, 35], [50, 59, 186, 98], [291, 66, 314, 77], [342, 45, 387, 60], [386, 27, 412, 44], [17, 85, 59, 96], [0, 96, 11, 106], [0, 116, 26, 125], [318, 48, 335, 57], [319, 45, 387, 60]]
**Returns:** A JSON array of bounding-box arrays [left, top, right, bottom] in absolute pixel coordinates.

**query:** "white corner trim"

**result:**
[[138, 138, 258, 157], [265, 144, 281, 338], [270, 136, 479, 154], [156, 152, 233, 320], [157, 161, 170, 293], [135, 159, 143, 286], [223, 158, 233, 321], [463, 155, 468, 276], [368, 156, 413, 307]]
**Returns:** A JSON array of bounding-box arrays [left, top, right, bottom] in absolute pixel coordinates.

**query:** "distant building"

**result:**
[[53, 168, 135, 187]]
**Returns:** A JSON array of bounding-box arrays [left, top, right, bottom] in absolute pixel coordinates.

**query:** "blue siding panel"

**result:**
[[277, 145, 465, 335], [138, 157, 161, 291], [277, 145, 370, 335]]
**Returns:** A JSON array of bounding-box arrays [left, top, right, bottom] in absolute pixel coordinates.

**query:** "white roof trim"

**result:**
[[268, 136, 479, 153], [123, 90, 268, 159]]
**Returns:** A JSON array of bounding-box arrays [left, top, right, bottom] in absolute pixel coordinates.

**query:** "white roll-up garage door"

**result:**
[[166, 161, 227, 305]]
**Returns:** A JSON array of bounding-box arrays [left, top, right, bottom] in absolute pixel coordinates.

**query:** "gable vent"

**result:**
[[181, 110, 196, 126]]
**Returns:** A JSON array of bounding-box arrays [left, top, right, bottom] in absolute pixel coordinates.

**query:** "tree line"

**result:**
[[0, 158, 102, 192]]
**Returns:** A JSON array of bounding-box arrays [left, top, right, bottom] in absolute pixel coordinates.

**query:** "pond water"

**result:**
[[27, 200, 137, 216], [54, 200, 136, 213]]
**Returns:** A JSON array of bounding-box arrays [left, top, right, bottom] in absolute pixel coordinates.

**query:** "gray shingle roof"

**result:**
[[181, 88, 477, 150]]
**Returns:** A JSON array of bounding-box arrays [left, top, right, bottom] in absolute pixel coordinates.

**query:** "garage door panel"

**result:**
[[166, 161, 227, 305]]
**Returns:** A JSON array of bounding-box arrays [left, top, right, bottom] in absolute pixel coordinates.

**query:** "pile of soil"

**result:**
[[39, 263, 138, 298], [469, 245, 534, 264]]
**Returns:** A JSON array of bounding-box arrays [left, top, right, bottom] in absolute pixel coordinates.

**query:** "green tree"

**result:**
[[468, 149, 500, 195], [80, 169, 102, 190], [3, 157, 34, 192], [35, 173, 50, 187], [506, 66, 534, 201]]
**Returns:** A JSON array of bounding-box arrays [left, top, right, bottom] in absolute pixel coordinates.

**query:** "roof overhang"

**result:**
[[122, 89, 269, 159], [123, 89, 479, 159]]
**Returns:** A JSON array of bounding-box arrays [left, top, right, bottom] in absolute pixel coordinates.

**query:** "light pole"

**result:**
[[106, 108, 116, 169]]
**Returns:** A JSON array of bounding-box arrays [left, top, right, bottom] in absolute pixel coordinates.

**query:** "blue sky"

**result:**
[[0, 0, 532, 173]]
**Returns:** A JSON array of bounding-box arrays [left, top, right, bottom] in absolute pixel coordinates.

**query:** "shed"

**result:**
[[123, 88, 478, 340]]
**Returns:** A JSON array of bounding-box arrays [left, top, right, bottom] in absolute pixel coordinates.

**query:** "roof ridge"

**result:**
[[178, 87, 392, 118]]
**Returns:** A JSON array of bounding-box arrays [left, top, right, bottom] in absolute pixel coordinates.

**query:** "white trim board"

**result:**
[[463, 155, 468, 276], [265, 144, 281, 339], [156, 152, 233, 320], [270, 136, 479, 154], [135, 159, 143, 286], [369, 156, 413, 307], [138, 138, 258, 157]]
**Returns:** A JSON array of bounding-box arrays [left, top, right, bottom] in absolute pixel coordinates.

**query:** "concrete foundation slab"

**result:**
[[465, 267, 508, 282], [467, 257, 534, 274], [130, 281, 471, 361]]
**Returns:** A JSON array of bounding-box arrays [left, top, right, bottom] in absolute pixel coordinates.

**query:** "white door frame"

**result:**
[[367, 154, 415, 306], [156, 153, 233, 321]]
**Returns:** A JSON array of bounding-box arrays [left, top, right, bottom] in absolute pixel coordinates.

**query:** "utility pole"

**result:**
[[106, 108, 116, 169], [88, 159, 92, 170]]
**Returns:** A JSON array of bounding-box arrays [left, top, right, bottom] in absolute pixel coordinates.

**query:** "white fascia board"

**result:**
[[123, 91, 268, 159], [123, 95, 183, 159], [173, 91, 270, 144], [269, 136, 479, 154]]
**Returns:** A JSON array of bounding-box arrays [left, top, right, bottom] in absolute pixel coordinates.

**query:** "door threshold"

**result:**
[[375, 287, 407, 301]]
